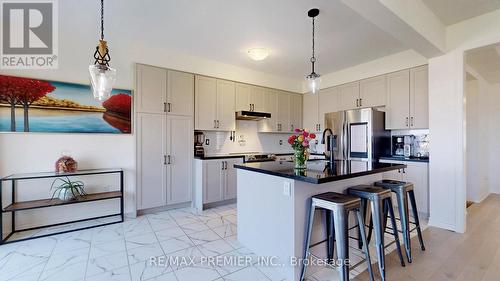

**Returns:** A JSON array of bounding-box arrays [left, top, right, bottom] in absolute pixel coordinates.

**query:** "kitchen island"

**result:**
[[235, 160, 406, 281]]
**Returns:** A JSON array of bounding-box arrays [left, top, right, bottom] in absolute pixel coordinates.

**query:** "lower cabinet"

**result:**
[[193, 158, 243, 211], [137, 114, 193, 210], [380, 160, 429, 218]]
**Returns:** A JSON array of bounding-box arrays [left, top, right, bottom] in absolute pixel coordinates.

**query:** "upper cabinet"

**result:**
[[302, 93, 319, 132], [136, 64, 194, 116], [359, 75, 386, 108], [410, 66, 429, 129], [136, 64, 167, 114], [386, 66, 428, 130], [195, 76, 235, 131], [235, 83, 265, 112], [167, 70, 194, 116], [258, 89, 278, 132], [289, 93, 303, 132], [338, 82, 360, 111], [318, 87, 340, 131], [258, 90, 302, 133]]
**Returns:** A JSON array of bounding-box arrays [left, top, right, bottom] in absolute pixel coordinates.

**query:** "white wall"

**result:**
[[487, 83, 500, 194]]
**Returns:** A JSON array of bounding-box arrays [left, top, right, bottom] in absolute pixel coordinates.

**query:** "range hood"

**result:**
[[235, 111, 271, 121]]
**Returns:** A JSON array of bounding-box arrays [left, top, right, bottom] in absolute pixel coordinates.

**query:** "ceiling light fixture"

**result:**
[[306, 8, 321, 94], [89, 0, 116, 101], [247, 48, 269, 61]]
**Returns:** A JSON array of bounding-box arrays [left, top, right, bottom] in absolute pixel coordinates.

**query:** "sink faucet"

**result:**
[[322, 128, 336, 165]]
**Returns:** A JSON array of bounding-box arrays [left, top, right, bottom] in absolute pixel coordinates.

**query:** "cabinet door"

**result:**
[[166, 115, 193, 205], [403, 163, 429, 216], [338, 82, 360, 111], [259, 89, 278, 132], [137, 114, 166, 209], [195, 76, 217, 130], [225, 159, 243, 200], [289, 94, 302, 132], [410, 65, 429, 129], [386, 69, 410, 130], [277, 91, 290, 132], [216, 80, 236, 131], [360, 75, 386, 108], [203, 160, 223, 204], [302, 93, 319, 132], [250, 86, 265, 112], [167, 70, 194, 116], [318, 87, 340, 132], [136, 64, 167, 114], [235, 83, 251, 111]]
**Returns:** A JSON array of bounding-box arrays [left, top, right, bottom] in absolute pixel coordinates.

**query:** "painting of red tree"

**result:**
[[0, 75, 55, 131]]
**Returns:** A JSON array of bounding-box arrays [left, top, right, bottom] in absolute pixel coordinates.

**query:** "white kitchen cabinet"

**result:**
[[277, 91, 290, 133], [338, 82, 360, 111], [386, 66, 429, 130], [136, 64, 167, 114], [250, 86, 265, 112], [380, 159, 429, 218], [258, 89, 279, 132], [216, 80, 236, 131], [166, 115, 193, 205], [137, 114, 167, 209], [195, 76, 236, 131], [194, 158, 243, 210], [318, 86, 340, 130], [289, 94, 302, 132], [137, 114, 193, 210], [386, 69, 411, 129], [167, 70, 194, 116], [235, 84, 265, 112], [410, 65, 429, 129], [195, 75, 218, 130], [302, 92, 319, 132], [360, 75, 386, 108]]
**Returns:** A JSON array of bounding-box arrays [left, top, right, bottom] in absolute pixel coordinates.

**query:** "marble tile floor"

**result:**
[[0, 204, 426, 281]]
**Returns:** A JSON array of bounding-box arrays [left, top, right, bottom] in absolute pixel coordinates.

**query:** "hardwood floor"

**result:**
[[354, 194, 500, 281]]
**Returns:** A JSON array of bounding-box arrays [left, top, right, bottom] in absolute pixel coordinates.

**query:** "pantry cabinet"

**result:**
[[167, 70, 194, 116], [380, 159, 429, 218], [386, 66, 429, 129], [195, 76, 235, 131], [194, 158, 243, 211]]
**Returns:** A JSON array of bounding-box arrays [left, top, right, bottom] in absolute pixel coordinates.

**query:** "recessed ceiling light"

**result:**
[[247, 48, 269, 61]]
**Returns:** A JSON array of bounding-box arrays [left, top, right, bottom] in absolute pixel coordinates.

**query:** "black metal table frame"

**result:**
[[0, 169, 124, 244]]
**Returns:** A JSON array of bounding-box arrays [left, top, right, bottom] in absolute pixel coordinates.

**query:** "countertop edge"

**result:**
[[234, 163, 407, 184], [379, 156, 429, 163]]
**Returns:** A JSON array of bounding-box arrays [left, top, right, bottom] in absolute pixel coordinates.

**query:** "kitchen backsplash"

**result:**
[[200, 120, 294, 155], [391, 129, 430, 157]]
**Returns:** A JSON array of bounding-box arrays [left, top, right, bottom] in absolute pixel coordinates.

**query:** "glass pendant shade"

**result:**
[[306, 72, 321, 94], [89, 64, 116, 101]]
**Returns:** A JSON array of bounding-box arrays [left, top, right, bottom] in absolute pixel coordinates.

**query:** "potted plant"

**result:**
[[288, 129, 316, 169], [51, 177, 87, 201]]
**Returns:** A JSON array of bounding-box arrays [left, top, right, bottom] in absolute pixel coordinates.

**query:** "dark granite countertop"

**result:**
[[379, 156, 429, 163], [234, 160, 406, 184], [194, 155, 246, 160]]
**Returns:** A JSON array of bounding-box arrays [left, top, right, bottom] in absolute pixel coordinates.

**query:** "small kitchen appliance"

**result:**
[[392, 136, 405, 157], [194, 132, 205, 157]]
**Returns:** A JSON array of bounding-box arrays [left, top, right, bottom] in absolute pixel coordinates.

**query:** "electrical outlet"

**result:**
[[283, 182, 291, 196], [205, 139, 210, 145]]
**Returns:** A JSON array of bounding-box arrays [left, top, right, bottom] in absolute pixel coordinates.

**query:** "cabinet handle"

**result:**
[[291, 124, 294, 132], [217, 120, 220, 128], [410, 116, 414, 127], [406, 117, 409, 127], [168, 103, 171, 113], [318, 124, 321, 131], [252, 104, 254, 111], [163, 102, 167, 112], [214, 120, 217, 128], [249, 104, 252, 111], [359, 98, 362, 107], [164, 155, 167, 165], [356, 99, 359, 107], [167, 155, 171, 165], [402, 168, 406, 174]]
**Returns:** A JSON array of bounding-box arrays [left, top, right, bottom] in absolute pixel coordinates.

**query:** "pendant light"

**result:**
[[306, 8, 320, 94], [89, 0, 116, 101]]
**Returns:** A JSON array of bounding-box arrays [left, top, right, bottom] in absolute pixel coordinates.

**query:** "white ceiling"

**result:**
[[466, 43, 500, 84], [422, 0, 500, 25], [61, 0, 407, 80]]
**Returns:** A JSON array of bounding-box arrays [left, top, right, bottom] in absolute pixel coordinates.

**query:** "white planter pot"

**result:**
[[58, 189, 76, 201]]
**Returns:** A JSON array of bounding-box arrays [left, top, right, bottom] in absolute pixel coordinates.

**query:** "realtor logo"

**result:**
[[1, 0, 58, 69]]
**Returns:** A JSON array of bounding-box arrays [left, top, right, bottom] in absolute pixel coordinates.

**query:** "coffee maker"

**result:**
[[194, 132, 205, 157], [392, 136, 405, 157]]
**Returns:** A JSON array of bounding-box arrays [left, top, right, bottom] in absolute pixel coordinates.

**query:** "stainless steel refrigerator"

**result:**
[[324, 108, 390, 165]]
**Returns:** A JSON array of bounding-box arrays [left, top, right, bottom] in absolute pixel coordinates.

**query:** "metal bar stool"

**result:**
[[374, 180, 426, 263], [300, 192, 374, 281], [347, 185, 406, 281]]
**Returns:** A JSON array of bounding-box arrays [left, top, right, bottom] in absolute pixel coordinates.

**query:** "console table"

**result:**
[[0, 168, 124, 244]]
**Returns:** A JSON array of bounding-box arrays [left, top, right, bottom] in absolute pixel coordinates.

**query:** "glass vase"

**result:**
[[294, 148, 307, 170]]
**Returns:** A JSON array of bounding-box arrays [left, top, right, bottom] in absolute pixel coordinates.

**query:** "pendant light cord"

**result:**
[[100, 0, 104, 40], [310, 16, 316, 73]]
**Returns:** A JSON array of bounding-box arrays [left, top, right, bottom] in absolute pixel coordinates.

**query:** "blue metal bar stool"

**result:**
[[374, 180, 426, 263], [347, 185, 406, 281], [300, 192, 374, 281]]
